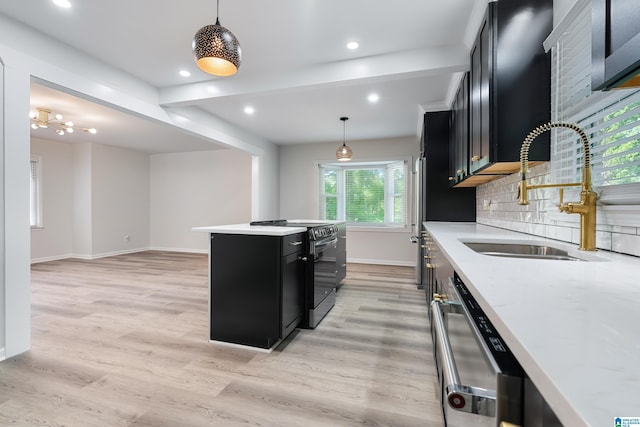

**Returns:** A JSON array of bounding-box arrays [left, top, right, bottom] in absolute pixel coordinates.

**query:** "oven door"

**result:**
[[430, 277, 523, 426], [308, 236, 337, 328]]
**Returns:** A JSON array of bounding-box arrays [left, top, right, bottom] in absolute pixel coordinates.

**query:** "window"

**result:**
[[548, 0, 640, 189], [30, 156, 43, 228], [318, 160, 409, 227]]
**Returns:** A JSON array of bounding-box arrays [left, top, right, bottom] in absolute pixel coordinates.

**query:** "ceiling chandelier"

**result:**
[[336, 117, 353, 162], [30, 108, 97, 136], [192, 0, 242, 77]]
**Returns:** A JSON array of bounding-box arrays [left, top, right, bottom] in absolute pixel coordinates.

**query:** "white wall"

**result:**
[[150, 149, 252, 252], [32, 141, 150, 261], [72, 144, 93, 256], [279, 136, 419, 266], [0, 58, 5, 358], [30, 138, 74, 262], [1, 65, 31, 359], [91, 143, 150, 256]]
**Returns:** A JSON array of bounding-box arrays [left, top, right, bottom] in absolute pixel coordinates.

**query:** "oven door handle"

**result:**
[[431, 299, 497, 417], [314, 237, 338, 251]]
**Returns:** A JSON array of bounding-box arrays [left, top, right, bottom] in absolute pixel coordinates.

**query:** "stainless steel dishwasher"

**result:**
[[430, 273, 525, 426]]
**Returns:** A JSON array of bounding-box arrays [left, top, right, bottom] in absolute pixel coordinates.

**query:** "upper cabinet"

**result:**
[[592, 0, 640, 90], [451, 0, 553, 187], [449, 73, 470, 183]]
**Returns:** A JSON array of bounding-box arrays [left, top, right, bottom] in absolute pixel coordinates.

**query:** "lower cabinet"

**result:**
[[336, 222, 347, 286], [209, 232, 305, 349]]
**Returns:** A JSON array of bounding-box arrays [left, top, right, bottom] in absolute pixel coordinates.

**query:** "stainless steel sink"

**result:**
[[463, 241, 583, 261]]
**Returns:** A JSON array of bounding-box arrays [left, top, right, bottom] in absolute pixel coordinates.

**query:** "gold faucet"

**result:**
[[517, 122, 597, 251]]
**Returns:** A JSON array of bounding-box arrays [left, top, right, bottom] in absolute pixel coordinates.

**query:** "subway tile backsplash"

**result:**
[[476, 162, 640, 257]]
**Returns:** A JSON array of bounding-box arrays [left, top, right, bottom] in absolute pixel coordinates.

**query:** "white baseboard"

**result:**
[[31, 254, 75, 264], [347, 258, 415, 267], [70, 247, 151, 260], [32, 247, 206, 264], [0, 347, 5, 362], [148, 246, 208, 254]]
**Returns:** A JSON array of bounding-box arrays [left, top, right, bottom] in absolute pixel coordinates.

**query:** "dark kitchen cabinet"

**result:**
[[460, 0, 553, 186], [335, 222, 347, 287], [209, 232, 305, 349], [449, 73, 470, 184], [422, 111, 475, 221], [592, 0, 640, 90], [470, 17, 490, 175]]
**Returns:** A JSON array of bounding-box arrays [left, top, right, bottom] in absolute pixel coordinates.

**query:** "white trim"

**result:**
[[346, 225, 410, 233], [597, 183, 640, 205], [0, 348, 5, 362], [31, 254, 74, 264], [347, 258, 415, 267], [31, 247, 207, 263], [148, 246, 208, 254], [543, 0, 590, 52], [69, 247, 151, 260], [547, 205, 640, 228]]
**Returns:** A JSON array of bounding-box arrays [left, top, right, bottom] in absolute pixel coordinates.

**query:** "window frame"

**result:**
[[317, 158, 411, 231], [30, 155, 44, 229]]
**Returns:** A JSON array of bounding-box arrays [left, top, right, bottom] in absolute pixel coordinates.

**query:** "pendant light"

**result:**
[[192, 0, 242, 77], [336, 117, 353, 162]]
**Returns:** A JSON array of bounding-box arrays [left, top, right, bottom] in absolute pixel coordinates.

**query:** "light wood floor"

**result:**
[[0, 252, 443, 426]]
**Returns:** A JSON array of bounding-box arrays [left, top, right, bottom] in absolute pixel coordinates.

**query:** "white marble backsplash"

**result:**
[[476, 162, 640, 257]]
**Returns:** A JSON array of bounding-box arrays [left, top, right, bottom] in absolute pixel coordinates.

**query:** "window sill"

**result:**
[[546, 205, 640, 228], [346, 225, 410, 233]]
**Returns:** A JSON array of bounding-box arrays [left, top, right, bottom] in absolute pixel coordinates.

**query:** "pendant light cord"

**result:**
[[341, 116, 348, 147], [343, 121, 346, 147]]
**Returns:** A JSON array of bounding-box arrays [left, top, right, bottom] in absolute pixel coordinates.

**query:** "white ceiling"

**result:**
[[0, 0, 480, 153]]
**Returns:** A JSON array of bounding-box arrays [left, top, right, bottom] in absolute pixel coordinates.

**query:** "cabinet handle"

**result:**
[[299, 256, 308, 261], [456, 169, 463, 174], [448, 176, 454, 181], [471, 155, 480, 161], [289, 241, 303, 246]]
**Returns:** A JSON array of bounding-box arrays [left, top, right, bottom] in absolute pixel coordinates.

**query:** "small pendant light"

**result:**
[[336, 117, 353, 162], [192, 0, 242, 77]]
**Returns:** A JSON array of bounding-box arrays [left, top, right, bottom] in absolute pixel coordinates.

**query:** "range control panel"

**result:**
[[311, 225, 338, 240]]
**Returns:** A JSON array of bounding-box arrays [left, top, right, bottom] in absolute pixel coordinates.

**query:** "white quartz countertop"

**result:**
[[192, 223, 307, 236], [424, 222, 640, 427]]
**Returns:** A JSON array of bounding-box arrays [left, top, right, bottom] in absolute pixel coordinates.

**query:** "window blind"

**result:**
[[550, 1, 640, 188]]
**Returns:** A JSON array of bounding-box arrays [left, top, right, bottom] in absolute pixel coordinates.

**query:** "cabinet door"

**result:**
[[336, 223, 347, 284], [449, 75, 467, 184], [210, 234, 280, 348], [281, 251, 304, 338], [470, 17, 491, 174]]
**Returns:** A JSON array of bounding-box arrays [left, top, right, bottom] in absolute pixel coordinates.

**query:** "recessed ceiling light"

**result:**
[[244, 106, 255, 115], [346, 41, 359, 50], [52, 0, 72, 8], [368, 93, 379, 103], [179, 70, 191, 77]]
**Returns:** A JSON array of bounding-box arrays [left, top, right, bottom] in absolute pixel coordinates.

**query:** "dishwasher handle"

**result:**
[[431, 299, 497, 417]]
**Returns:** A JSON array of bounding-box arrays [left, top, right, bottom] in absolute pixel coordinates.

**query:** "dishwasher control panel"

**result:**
[[452, 273, 524, 376]]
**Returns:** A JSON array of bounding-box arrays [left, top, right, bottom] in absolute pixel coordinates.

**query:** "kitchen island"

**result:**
[[424, 222, 640, 427], [193, 224, 307, 351]]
